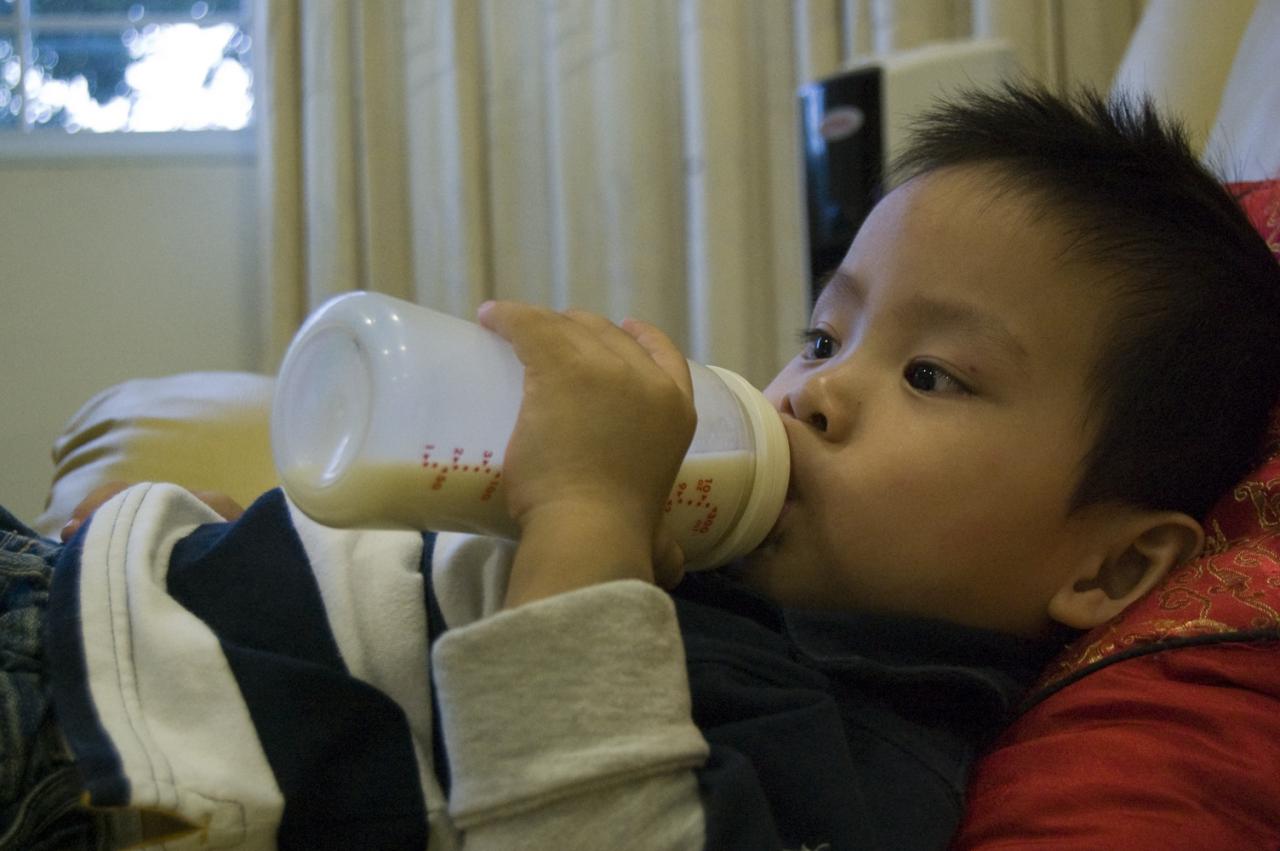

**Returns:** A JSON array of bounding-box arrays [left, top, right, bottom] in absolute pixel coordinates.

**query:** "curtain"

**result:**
[[256, 0, 1145, 386]]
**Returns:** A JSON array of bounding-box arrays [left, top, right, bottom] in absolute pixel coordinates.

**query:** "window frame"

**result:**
[[0, 0, 256, 161]]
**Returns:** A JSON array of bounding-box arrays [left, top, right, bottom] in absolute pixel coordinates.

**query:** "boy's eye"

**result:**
[[799, 328, 837, 360], [904, 361, 971, 396]]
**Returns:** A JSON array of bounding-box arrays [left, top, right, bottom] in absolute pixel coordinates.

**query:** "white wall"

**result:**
[[0, 154, 260, 524]]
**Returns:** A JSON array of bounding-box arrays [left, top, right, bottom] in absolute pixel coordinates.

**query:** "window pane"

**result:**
[[0, 34, 16, 128], [32, 1, 244, 16], [0, 1, 13, 19], [29, 23, 252, 131]]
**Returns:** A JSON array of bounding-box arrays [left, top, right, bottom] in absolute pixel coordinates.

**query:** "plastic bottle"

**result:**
[[271, 291, 790, 571]]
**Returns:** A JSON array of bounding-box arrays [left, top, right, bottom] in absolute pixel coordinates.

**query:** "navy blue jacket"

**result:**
[[670, 571, 1057, 850]]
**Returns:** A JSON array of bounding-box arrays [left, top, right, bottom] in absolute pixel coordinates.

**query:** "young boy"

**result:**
[[4, 85, 1280, 850]]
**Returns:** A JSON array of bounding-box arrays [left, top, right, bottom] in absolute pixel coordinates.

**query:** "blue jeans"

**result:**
[[0, 507, 102, 850]]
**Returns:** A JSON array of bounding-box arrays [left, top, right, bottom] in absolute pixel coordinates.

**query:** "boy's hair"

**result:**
[[890, 83, 1280, 520]]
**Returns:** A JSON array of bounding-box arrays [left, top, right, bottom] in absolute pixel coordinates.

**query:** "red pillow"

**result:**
[[952, 179, 1280, 850], [1232, 179, 1280, 262]]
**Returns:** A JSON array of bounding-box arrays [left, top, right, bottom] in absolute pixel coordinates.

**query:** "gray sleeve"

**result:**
[[431, 579, 710, 849]]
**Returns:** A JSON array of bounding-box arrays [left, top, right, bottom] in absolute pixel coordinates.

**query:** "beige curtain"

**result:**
[[256, 1, 418, 368], [256, 0, 1145, 385]]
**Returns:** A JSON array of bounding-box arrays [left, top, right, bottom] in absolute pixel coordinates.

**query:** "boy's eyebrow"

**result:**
[[813, 268, 865, 309], [815, 269, 1029, 367], [894, 294, 1030, 366]]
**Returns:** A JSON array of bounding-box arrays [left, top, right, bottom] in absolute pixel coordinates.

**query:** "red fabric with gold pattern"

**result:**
[[1232, 179, 1280, 261], [953, 180, 1280, 851], [1036, 409, 1280, 689]]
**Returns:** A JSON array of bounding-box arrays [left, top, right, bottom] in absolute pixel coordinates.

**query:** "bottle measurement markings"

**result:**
[[421, 444, 502, 499], [420, 447, 720, 521], [665, 477, 720, 534]]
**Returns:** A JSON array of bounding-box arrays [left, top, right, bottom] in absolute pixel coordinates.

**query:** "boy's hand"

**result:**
[[61, 481, 245, 541], [477, 301, 696, 607]]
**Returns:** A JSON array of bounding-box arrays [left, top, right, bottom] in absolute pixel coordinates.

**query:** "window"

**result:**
[[0, 0, 253, 153]]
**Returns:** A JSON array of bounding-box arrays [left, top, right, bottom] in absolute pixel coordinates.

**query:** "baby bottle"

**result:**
[[271, 291, 790, 571]]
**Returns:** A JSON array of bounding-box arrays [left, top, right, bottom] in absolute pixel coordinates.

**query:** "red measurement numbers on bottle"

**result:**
[[421, 444, 503, 500], [665, 477, 720, 535]]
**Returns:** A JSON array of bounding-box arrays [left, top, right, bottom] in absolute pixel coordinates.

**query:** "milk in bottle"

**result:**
[[272, 292, 789, 570]]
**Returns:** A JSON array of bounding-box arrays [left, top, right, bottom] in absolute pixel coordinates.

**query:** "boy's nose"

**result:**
[[782, 374, 837, 436]]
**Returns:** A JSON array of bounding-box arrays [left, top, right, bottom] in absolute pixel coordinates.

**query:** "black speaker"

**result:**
[[797, 41, 1016, 303], [799, 65, 883, 300]]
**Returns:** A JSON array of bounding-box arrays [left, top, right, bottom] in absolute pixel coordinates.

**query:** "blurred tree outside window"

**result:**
[[1, 0, 252, 134]]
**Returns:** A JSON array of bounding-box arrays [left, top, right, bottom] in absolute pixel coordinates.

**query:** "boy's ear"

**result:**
[[1047, 510, 1204, 631]]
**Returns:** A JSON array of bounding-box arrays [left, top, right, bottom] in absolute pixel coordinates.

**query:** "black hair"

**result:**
[[890, 83, 1280, 519]]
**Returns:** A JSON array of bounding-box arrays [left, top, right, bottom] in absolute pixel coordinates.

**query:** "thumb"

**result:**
[[653, 530, 686, 590], [61, 480, 130, 542]]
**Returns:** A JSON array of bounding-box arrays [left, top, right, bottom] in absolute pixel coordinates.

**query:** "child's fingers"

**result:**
[[560, 309, 694, 400], [561, 307, 624, 342], [560, 308, 662, 367], [192, 491, 245, 521], [620, 317, 694, 400], [479, 302, 625, 370], [652, 530, 686, 590], [481, 302, 687, 390], [476, 300, 563, 358], [61, 480, 130, 541], [60, 483, 244, 542]]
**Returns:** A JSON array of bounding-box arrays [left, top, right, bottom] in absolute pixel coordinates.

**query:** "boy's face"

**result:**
[[735, 167, 1115, 637]]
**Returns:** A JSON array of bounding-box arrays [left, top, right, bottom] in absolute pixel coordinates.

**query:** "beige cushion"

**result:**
[[1110, 0, 1256, 155], [33, 371, 278, 537], [1204, 0, 1280, 180]]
